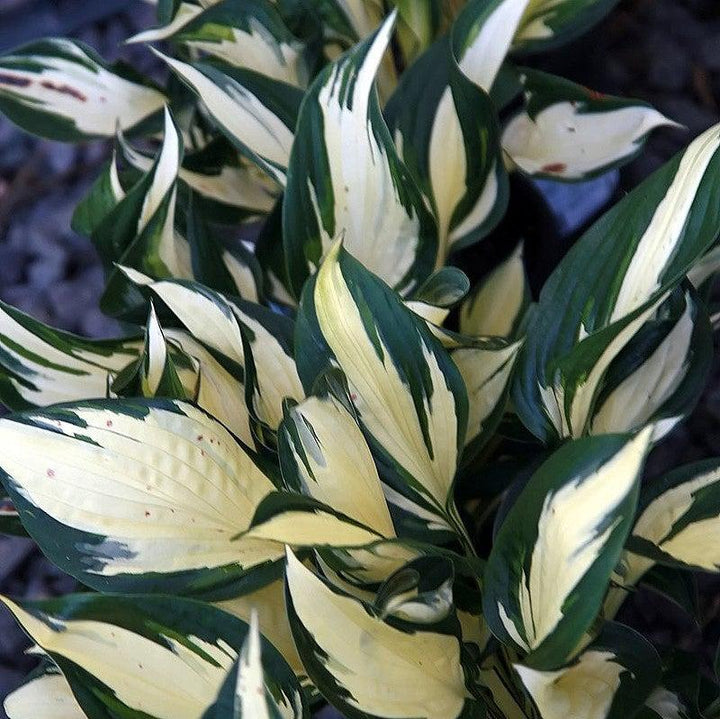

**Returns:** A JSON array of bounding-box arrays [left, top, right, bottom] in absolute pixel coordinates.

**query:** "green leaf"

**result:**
[[483, 430, 651, 669], [503, 69, 678, 181], [0, 300, 139, 411], [1, 593, 305, 719], [0, 39, 165, 140], [385, 37, 508, 260], [283, 12, 437, 298], [0, 399, 284, 598], [295, 242, 469, 543], [513, 122, 720, 442]]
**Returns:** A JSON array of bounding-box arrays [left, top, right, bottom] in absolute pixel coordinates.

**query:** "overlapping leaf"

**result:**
[[514, 121, 720, 442], [515, 623, 660, 719], [0, 594, 305, 719], [0, 39, 165, 140], [483, 430, 651, 668], [385, 37, 508, 260], [135, 0, 310, 87], [0, 300, 139, 410], [0, 399, 284, 597], [158, 50, 302, 184], [285, 549, 478, 719], [295, 242, 468, 543], [283, 12, 437, 298]]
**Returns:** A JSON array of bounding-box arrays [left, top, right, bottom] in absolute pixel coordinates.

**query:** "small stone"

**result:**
[[698, 32, 720, 72]]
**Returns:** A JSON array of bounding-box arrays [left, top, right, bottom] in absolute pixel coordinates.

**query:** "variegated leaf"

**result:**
[[295, 242, 469, 543], [216, 579, 306, 683], [283, 12, 437, 298], [4, 663, 86, 719], [111, 304, 197, 401], [279, 392, 395, 537], [451, 0, 531, 93], [285, 549, 478, 719], [0, 399, 284, 597], [0, 594, 305, 719], [513, 0, 621, 52], [146, 0, 310, 87], [483, 430, 651, 668], [0, 39, 165, 140], [459, 243, 529, 338], [203, 610, 303, 719], [119, 270, 304, 432], [628, 459, 720, 576], [688, 242, 720, 289], [385, 37, 508, 260], [515, 623, 660, 718], [454, 338, 523, 469], [503, 70, 678, 180], [590, 289, 712, 438], [392, 0, 443, 66], [71, 152, 125, 237], [157, 50, 302, 184], [117, 130, 279, 218], [514, 122, 720, 442], [0, 300, 139, 410], [0, 495, 26, 537]]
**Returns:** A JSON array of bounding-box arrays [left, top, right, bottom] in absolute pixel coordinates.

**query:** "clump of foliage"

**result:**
[[0, 0, 719, 717]]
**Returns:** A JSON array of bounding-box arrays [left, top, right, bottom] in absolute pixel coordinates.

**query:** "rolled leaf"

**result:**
[[454, 338, 523, 468], [503, 69, 678, 180], [483, 429, 651, 668], [283, 12, 437, 298], [0, 399, 284, 597], [514, 122, 720, 442], [0, 39, 165, 140], [285, 549, 476, 719], [295, 242, 468, 542], [385, 37, 508, 259], [0, 300, 139, 410], [0, 593, 304, 719]]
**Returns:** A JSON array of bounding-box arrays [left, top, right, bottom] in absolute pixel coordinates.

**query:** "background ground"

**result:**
[[0, 0, 718, 713]]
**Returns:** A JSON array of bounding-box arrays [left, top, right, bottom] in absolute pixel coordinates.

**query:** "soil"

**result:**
[[0, 0, 719, 714]]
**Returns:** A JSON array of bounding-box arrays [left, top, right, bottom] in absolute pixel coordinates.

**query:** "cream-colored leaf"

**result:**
[[611, 122, 720, 322], [314, 243, 460, 519], [502, 430, 651, 650], [460, 244, 526, 338], [515, 650, 624, 719], [1, 597, 235, 719], [4, 671, 86, 719], [283, 393, 394, 536], [502, 101, 678, 179], [453, 340, 522, 447], [285, 549, 468, 719], [0, 402, 282, 576], [591, 294, 694, 434], [0, 40, 166, 137]]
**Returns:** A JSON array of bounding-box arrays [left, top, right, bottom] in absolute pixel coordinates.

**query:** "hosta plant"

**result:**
[[0, 0, 720, 718]]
